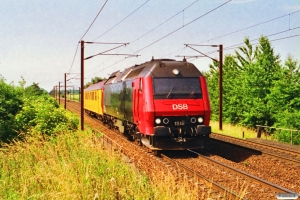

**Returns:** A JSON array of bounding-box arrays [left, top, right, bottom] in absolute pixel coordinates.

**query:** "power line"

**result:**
[[188, 32, 300, 62], [87, 0, 232, 77], [130, 0, 199, 44], [168, 10, 300, 60], [92, 0, 150, 42], [197, 10, 300, 44], [228, 33, 300, 51], [86, 0, 199, 78], [83, 0, 150, 78], [80, 0, 109, 41], [223, 26, 300, 51], [135, 0, 232, 54], [68, 0, 109, 74], [68, 43, 79, 73]]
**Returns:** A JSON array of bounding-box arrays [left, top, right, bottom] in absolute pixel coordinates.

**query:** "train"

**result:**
[[84, 58, 211, 151]]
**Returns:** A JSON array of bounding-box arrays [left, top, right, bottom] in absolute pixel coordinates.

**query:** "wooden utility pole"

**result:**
[[80, 41, 84, 130], [58, 82, 61, 105], [218, 45, 223, 131], [64, 73, 67, 109]]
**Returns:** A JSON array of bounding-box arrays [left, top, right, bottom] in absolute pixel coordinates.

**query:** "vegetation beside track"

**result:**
[[0, 130, 159, 199], [206, 36, 300, 145], [0, 79, 78, 142], [210, 121, 257, 139]]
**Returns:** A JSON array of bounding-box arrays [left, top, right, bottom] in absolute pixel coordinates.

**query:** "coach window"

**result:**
[[139, 78, 142, 92]]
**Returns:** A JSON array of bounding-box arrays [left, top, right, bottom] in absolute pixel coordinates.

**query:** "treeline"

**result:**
[[205, 36, 300, 144], [0, 78, 78, 143]]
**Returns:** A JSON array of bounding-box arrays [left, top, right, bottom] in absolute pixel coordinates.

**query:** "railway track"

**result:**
[[63, 100, 299, 199], [210, 133, 300, 167], [164, 150, 298, 200]]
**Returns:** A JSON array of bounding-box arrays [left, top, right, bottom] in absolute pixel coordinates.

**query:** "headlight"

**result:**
[[163, 118, 169, 124], [155, 118, 161, 124], [198, 117, 203, 123], [172, 69, 179, 75], [190, 117, 196, 123]]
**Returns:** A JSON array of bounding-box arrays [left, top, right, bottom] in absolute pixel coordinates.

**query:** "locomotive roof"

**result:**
[[104, 58, 203, 84], [85, 59, 204, 89], [129, 59, 202, 79]]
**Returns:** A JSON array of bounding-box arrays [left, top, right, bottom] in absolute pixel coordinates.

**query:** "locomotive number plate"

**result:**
[[174, 121, 185, 126]]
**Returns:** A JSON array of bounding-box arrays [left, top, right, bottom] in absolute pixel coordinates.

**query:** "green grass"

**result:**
[[0, 122, 250, 199], [0, 130, 226, 200], [0, 131, 154, 199], [210, 121, 258, 139]]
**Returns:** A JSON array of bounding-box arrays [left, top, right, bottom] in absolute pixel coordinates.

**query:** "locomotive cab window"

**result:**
[[153, 77, 202, 99]]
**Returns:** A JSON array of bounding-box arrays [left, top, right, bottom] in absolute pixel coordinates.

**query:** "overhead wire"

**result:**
[[197, 10, 300, 44], [130, 0, 199, 44], [223, 26, 300, 51], [134, 0, 232, 54], [84, 1, 299, 78], [68, 0, 109, 73], [86, 0, 199, 78], [80, 0, 109, 41], [84, 0, 150, 78], [88, 0, 232, 76], [188, 31, 300, 62], [168, 10, 300, 60], [68, 43, 80, 73], [91, 0, 150, 42]]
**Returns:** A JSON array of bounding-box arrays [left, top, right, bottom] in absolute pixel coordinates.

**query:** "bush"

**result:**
[[15, 95, 78, 136], [0, 80, 23, 141]]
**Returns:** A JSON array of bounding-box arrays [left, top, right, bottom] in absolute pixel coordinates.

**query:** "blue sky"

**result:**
[[0, 0, 299, 91]]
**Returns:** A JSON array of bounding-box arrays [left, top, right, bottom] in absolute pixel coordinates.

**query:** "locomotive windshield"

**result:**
[[153, 77, 202, 99]]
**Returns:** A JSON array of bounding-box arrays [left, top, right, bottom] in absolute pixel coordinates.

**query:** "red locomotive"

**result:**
[[84, 58, 211, 150]]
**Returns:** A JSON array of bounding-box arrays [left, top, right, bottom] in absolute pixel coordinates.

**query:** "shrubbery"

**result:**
[[0, 80, 23, 141], [15, 95, 78, 136], [0, 79, 78, 142]]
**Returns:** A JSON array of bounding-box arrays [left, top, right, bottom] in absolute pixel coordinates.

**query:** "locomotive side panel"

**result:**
[[103, 80, 133, 122], [104, 82, 123, 120], [123, 80, 134, 122]]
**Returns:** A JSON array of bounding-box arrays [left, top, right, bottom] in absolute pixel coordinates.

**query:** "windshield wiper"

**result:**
[[166, 85, 176, 98], [189, 86, 198, 98]]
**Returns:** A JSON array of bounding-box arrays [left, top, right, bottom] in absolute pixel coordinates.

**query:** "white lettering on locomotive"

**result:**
[[172, 104, 188, 110]]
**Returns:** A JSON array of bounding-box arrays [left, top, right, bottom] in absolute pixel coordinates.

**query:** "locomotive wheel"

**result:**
[[108, 121, 113, 129]]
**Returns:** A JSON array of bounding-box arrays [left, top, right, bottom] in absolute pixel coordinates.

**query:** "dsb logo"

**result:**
[[172, 104, 188, 110]]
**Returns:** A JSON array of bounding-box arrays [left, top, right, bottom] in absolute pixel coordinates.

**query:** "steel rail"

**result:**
[[188, 150, 297, 195], [211, 133, 300, 163], [160, 153, 243, 199]]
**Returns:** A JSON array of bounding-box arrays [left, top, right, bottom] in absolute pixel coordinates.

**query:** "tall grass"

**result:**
[[210, 121, 257, 139], [0, 131, 155, 199], [0, 130, 222, 200]]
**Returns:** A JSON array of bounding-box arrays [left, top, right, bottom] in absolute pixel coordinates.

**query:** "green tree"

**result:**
[[221, 54, 244, 124], [270, 55, 300, 129], [85, 77, 106, 88], [24, 82, 47, 96], [0, 80, 23, 141], [204, 60, 219, 121], [206, 36, 283, 128]]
